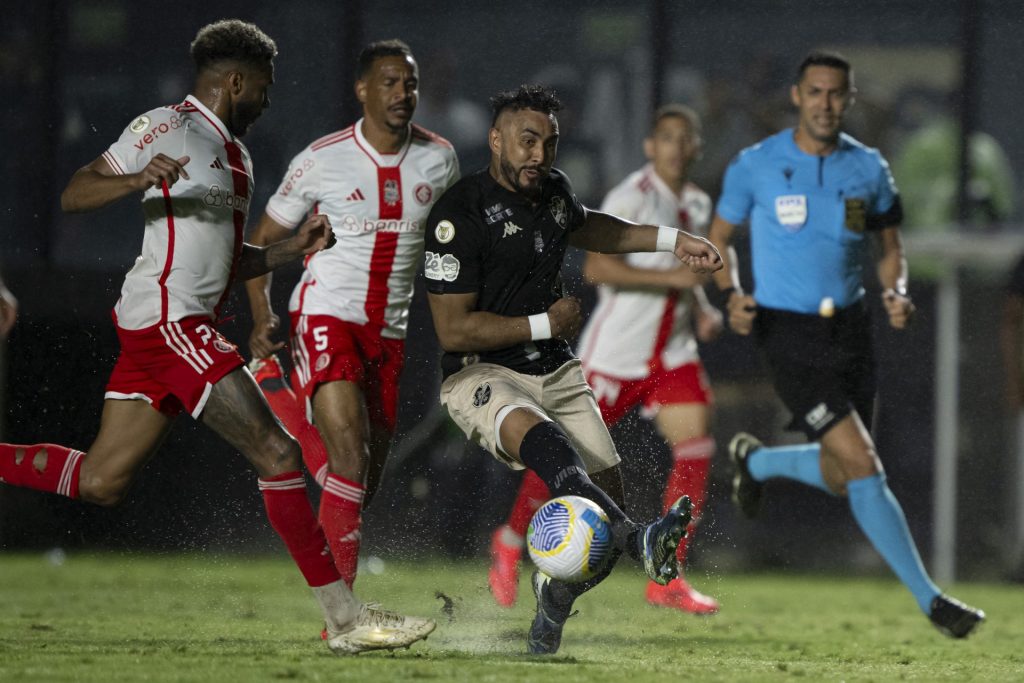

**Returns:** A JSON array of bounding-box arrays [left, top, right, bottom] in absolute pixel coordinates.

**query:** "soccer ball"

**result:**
[[527, 496, 612, 583]]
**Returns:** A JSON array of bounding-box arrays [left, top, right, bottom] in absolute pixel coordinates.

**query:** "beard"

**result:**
[[499, 155, 544, 201], [231, 101, 264, 137]]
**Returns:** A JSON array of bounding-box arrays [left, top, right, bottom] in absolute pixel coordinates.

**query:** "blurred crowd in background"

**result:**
[[3, 0, 1024, 582]]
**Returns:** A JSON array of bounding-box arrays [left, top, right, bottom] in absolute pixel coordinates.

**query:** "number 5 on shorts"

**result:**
[[313, 326, 329, 351]]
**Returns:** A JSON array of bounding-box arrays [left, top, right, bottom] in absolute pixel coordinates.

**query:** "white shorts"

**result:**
[[440, 359, 621, 473]]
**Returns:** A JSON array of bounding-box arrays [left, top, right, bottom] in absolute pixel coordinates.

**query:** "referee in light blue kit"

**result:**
[[707, 52, 984, 638]]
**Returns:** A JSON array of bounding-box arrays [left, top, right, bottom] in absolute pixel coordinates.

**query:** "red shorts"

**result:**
[[105, 316, 244, 418], [289, 314, 404, 432], [584, 361, 713, 427]]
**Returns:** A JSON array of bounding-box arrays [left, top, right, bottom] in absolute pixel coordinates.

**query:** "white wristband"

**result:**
[[656, 225, 678, 252], [528, 313, 552, 341]]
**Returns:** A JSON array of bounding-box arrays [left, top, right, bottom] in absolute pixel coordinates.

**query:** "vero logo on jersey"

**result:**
[[503, 221, 522, 238]]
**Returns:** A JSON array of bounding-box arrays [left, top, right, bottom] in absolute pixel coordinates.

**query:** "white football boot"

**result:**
[[325, 603, 436, 655]]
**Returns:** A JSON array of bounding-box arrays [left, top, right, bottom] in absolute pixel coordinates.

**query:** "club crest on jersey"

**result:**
[[414, 183, 433, 205], [549, 195, 568, 229], [383, 178, 401, 207], [775, 194, 807, 231], [435, 220, 455, 244], [472, 383, 491, 407], [129, 115, 151, 133]]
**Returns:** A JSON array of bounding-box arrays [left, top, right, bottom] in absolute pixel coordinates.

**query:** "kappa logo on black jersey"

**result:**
[[472, 383, 491, 407], [502, 221, 522, 238]]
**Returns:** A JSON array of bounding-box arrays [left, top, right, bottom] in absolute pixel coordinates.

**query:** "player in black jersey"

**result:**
[[423, 85, 721, 654]]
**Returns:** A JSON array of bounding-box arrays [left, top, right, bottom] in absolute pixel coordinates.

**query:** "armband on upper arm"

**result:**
[[866, 196, 904, 231]]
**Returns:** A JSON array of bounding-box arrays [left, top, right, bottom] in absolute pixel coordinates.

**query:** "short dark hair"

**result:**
[[490, 85, 562, 127], [357, 39, 414, 79], [796, 51, 852, 83], [650, 104, 701, 136], [190, 19, 277, 72]]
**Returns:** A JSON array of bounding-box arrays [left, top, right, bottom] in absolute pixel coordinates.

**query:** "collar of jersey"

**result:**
[[185, 95, 233, 143], [783, 127, 854, 159], [642, 162, 690, 205], [353, 117, 412, 168]]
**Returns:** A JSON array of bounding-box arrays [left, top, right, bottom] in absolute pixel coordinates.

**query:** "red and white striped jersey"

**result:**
[[103, 95, 253, 330], [576, 164, 712, 379], [265, 120, 459, 339]]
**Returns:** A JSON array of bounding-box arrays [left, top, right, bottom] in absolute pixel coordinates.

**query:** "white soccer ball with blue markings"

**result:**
[[527, 495, 612, 583]]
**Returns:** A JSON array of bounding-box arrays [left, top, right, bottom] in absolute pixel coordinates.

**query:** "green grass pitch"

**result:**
[[0, 552, 1020, 681]]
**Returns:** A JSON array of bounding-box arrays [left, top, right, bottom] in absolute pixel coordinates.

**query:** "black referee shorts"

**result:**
[[754, 301, 876, 441]]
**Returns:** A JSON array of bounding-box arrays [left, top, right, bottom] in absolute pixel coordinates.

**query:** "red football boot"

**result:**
[[646, 577, 720, 615], [488, 525, 522, 607]]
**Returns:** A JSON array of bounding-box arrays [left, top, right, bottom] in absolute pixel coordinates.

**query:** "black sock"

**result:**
[[545, 548, 623, 618], [518, 421, 642, 561]]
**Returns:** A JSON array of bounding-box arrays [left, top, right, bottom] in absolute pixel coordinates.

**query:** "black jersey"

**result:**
[[424, 167, 587, 379]]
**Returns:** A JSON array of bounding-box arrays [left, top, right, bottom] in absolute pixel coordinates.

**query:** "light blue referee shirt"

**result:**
[[716, 128, 901, 314]]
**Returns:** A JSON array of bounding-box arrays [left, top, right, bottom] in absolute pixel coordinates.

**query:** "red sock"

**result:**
[[258, 472, 340, 587], [320, 473, 365, 588], [663, 436, 715, 567], [0, 443, 83, 498], [259, 382, 330, 487], [507, 469, 551, 537]]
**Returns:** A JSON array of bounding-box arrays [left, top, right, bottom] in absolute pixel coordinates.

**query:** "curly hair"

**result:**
[[489, 85, 562, 127], [190, 19, 277, 72], [357, 39, 414, 79]]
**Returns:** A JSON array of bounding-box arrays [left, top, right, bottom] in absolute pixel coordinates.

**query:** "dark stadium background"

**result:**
[[1, 0, 1021, 582]]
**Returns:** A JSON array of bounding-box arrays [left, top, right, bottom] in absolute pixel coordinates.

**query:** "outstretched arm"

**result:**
[[427, 292, 582, 353], [570, 209, 722, 273], [61, 154, 191, 213], [236, 214, 335, 282], [583, 252, 704, 290]]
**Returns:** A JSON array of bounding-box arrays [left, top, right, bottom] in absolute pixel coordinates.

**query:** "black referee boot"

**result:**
[[929, 594, 985, 639], [729, 432, 765, 518]]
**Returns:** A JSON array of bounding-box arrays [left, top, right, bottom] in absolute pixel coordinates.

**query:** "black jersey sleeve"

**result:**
[[423, 187, 485, 295], [548, 168, 587, 232]]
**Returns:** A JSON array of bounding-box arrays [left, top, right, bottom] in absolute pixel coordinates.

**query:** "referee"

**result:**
[[708, 52, 984, 638], [423, 84, 720, 654]]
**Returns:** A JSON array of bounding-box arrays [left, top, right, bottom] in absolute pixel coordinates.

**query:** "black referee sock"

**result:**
[[518, 421, 642, 561]]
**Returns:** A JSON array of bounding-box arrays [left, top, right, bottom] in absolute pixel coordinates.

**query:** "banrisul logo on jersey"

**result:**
[[338, 214, 420, 234], [204, 185, 250, 215]]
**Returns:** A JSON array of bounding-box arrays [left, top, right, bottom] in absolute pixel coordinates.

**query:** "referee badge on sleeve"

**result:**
[[775, 195, 807, 231], [844, 198, 867, 233]]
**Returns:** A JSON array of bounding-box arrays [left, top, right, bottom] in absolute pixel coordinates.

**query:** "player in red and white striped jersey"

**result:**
[[488, 105, 724, 614], [245, 40, 459, 589], [0, 21, 435, 654]]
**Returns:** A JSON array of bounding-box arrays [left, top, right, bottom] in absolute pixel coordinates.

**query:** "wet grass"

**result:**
[[0, 552, 1018, 682]]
